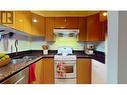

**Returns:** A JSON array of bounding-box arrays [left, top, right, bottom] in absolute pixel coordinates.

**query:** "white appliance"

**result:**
[[54, 47, 77, 84], [91, 59, 107, 84]]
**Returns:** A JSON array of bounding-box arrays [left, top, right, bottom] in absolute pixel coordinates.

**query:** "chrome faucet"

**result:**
[[15, 40, 18, 55]]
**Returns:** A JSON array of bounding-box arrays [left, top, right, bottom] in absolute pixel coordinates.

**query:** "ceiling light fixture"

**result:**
[[103, 12, 107, 16], [33, 19, 38, 23]]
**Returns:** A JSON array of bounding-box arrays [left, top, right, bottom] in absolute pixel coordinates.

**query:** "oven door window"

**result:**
[[65, 66, 73, 73]]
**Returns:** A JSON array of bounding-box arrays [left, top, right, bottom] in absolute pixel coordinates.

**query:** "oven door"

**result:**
[[54, 60, 76, 79]]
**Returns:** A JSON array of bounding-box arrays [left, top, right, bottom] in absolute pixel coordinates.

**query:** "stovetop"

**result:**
[[54, 54, 77, 60]]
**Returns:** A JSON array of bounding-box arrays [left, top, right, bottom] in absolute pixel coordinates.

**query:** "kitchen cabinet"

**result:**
[[78, 17, 87, 41], [45, 17, 55, 41], [32, 59, 42, 84], [41, 58, 54, 84], [32, 13, 45, 36], [23, 11, 32, 35], [14, 11, 25, 32], [2, 67, 29, 84], [100, 20, 107, 41], [54, 17, 79, 29], [86, 13, 101, 41], [91, 59, 106, 84], [77, 58, 91, 84], [14, 11, 32, 35]]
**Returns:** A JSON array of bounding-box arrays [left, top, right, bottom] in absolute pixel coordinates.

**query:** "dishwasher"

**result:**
[[2, 67, 29, 84]]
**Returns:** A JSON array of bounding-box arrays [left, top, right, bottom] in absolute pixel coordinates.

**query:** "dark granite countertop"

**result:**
[[0, 50, 105, 83]]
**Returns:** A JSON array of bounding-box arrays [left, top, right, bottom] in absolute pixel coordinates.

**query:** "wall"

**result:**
[[107, 11, 119, 84], [31, 36, 103, 50], [118, 11, 127, 83], [0, 34, 31, 53]]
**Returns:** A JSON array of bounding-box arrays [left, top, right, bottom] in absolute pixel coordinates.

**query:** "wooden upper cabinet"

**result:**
[[54, 17, 66, 28], [32, 13, 45, 36], [100, 20, 107, 41], [54, 17, 79, 29], [23, 11, 32, 34], [66, 17, 79, 28], [78, 17, 87, 41], [45, 17, 55, 41], [86, 13, 101, 41], [14, 11, 25, 32]]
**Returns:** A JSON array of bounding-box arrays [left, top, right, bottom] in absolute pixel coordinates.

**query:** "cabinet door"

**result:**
[[23, 11, 32, 34], [77, 58, 91, 84], [2, 67, 29, 84], [32, 13, 45, 36], [32, 59, 42, 84], [91, 59, 106, 84], [78, 17, 87, 41], [14, 11, 24, 32], [41, 58, 54, 84], [54, 17, 66, 28], [45, 17, 55, 41], [100, 20, 107, 41], [87, 13, 101, 41], [66, 17, 79, 28], [54, 17, 79, 29]]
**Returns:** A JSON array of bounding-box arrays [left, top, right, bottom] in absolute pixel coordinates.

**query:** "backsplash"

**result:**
[[31, 36, 85, 50], [0, 33, 106, 53], [0, 34, 31, 53], [31, 36, 104, 51], [96, 38, 107, 53]]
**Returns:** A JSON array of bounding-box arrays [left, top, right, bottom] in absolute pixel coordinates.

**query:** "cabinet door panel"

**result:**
[[66, 17, 79, 28], [45, 17, 54, 41], [78, 17, 87, 41], [42, 58, 54, 84], [77, 58, 91, 84], [87, 13, 101, 41], [23, 11, 32, 34], [32, 13, 45, 36], [32, 59, 42, 84], [54, 17, 66, 28], [14, 11, 24, 32]]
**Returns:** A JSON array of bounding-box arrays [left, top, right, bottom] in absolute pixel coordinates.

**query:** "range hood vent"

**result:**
[[53, 29, 79, 37]]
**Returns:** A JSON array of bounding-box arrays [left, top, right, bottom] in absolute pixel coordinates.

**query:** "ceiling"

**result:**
[[31, 11, 100, 17]]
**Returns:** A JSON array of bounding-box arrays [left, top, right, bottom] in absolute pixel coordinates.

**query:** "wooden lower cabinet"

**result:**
[[41, 58, 54, 84], [33, 58, 54, 84], [32, 59, 43, 84], [77, 58, 91, 84]]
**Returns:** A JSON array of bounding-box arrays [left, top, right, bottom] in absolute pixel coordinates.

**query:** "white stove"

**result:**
[[54, 47, 77, 84]]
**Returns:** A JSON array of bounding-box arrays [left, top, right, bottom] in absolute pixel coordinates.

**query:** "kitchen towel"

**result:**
[[28, 63, 36, 84]]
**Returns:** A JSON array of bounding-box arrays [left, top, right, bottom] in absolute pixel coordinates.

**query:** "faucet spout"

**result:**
[[15, 40, 18, 55]]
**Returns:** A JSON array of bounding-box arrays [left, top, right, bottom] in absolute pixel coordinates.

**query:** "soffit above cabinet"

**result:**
[[31, 11, 100, 17]]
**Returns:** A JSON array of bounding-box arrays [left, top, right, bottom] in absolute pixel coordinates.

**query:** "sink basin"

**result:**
[[11, 56, 38, 64], [22, 56, 37, 60], [11, 59, 30, 64]]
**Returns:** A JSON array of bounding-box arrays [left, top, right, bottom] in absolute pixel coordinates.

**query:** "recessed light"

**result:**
[[103, 12, 107, 16], [33, 19, 38, 23]]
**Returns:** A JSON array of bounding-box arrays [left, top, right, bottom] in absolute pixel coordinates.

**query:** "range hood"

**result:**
[[53, 29, 79, 37]]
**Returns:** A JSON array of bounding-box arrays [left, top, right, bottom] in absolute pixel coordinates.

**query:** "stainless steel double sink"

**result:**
[[11, 56, 38, 64]]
